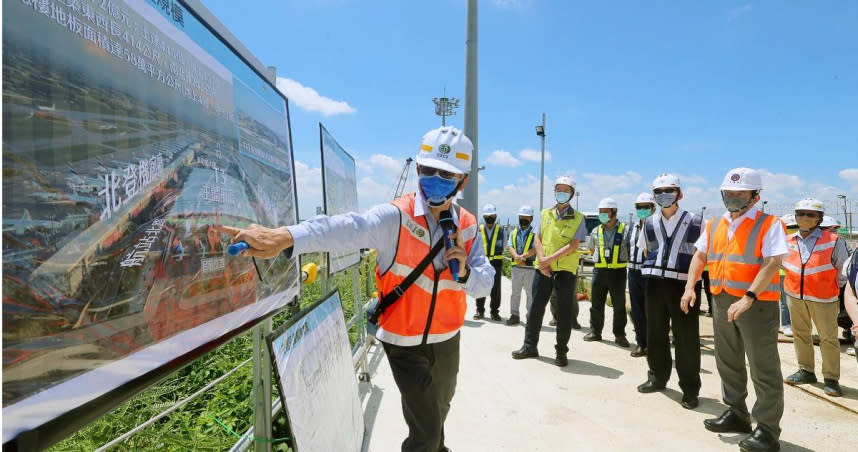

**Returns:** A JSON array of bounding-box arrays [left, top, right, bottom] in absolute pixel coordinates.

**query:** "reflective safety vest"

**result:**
[[376, 193, 478, 346], [537, 207, 584, 274], [627, 221, 646, 271], [510, 227, 535, 267], [706, 211, 781, 301], [642, 211, 702, 280], [594, 222, 627, 269], [782, 230, 840, 302], [480, 224, 505, 261]]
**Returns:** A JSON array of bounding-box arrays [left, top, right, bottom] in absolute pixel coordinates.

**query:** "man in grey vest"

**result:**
[[636, 174, 703, 410]]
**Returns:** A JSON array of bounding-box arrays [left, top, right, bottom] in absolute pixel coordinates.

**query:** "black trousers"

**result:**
[[628, 269, 647, 347], [524, 271, 578, 354], [589, 267, 628, 337], [694, 270, 713, 313], [645, 277, 701, 396], [476, 259, 504, 314], [382, 333, 460, 452]]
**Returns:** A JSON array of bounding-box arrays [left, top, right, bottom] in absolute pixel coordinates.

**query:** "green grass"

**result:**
[[50, 253, 375, 452]]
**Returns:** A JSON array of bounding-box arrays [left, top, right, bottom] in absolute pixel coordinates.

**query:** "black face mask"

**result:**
[[519, 218, 531, 229], [484, 216, 496, 225]]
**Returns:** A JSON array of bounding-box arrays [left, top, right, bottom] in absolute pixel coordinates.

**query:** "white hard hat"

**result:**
[[652, 173, 681, 190], [795, 197, 824, 213], [518, 205, 535, 217], [416, 126, 473, 174], [482, 204, 497, 215], [554, 175, 576, 189], [780, 214, 797, 228], [720, 167, 763, 191], [820, 216, 839, 228], [635, 192, 655, 205], [598, 197, 618, 209]]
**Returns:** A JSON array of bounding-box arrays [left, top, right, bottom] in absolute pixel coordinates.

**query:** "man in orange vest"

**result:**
[[221, 126, 495, 452], [781, 198, 849, 397], [682, 167, 787, 452]]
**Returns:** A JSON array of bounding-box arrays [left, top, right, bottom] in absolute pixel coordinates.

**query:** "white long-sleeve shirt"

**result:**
[[286, 192, 495, 301]]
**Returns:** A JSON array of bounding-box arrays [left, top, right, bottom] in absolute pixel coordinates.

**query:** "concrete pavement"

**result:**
[[360, 275, 858, 451]]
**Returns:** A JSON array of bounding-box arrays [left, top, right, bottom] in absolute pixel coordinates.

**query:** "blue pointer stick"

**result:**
[[227, 241, 263, 281]]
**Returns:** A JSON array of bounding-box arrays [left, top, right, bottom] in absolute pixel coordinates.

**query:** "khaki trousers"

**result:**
[[787, 296, 840, 380]]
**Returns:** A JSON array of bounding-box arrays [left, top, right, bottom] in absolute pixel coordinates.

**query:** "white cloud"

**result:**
[[486, 150, 522, 167], [275, 77, 356, 116], [728, 4, 752, 21], [839, 168, 858, 184], [518, 148, 552, 163], [294, 160, 323, 220], [356, 153, 406, 179]]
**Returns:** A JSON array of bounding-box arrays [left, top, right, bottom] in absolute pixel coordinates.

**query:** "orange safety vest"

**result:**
[[375, 193, 478, 346], [782, 230, 840, 302], [706, 211, 781, 301]]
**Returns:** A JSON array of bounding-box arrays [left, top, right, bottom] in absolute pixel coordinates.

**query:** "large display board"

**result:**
[[320, 123, 360, 274], [267, 289, 365, 452], [2, 0, 299, 446]]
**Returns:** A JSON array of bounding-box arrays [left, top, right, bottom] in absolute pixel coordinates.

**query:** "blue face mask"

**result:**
[[419, 175, 458, 206], [555, 191, 572, 205], [598, 213, 611, 224], [635, 208, 652, 219]]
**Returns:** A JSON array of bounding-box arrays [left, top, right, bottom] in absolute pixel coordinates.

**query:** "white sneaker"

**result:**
[[848, 347, 856, 357], [783, 326, 793, 337]]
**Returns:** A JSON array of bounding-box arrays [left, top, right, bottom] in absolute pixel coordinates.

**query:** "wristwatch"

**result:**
[[744, 290, 758, 302]]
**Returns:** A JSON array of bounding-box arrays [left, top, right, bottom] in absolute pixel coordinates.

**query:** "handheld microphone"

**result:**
[[227, 241, 250, 256], [438, 209, 459, 282]]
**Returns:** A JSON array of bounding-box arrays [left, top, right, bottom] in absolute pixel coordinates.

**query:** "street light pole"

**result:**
[[462, 0, 478, 214], [535, 113, 546, 213]]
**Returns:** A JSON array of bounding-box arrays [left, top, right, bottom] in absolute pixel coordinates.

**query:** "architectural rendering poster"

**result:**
[[268, 290, 364, 452], [2, 0, 299, 443], [320, 124, 360, 274]]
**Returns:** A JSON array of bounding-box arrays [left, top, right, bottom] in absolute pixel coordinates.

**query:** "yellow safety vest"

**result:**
[[537, 207, 584, 273], [594, 222, 627, 269], [510, 227, 535, 267], [480, 224, 504, 261]]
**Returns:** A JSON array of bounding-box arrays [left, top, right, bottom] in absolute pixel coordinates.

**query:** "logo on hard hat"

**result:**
[[438, 144, 451, 155], [730, 173, 741, 182]]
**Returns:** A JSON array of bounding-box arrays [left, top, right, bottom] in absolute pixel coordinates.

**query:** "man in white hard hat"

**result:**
[[782, 198, 849, 397], [506, 205, 537, 325], [475, 203, 507, 321], [626, 192, 655, 357], [584, 197, 630, 347], [512, 175, 588, 367], [636, 174, 704, 410], [221, 126, 495, 452], [682, 167, 787, 452]]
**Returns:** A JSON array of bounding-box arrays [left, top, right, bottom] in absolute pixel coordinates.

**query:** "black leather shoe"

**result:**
[[823, 379, 843, 397], [570, 321, 582, 330], [505, 315, 520, 326], [681, 394, 699, 410], [615, 336, 630, 347], [583, 332, 602, 342], [512, 346, 538, 359], [630, 345, 647, 357], [703, 409, 752, 434], [473, 311, 484, 320], [490, 312, 502, 321], [636, 380, 666, 393], [554, 353, 568, 367], [739, 427, 780, 452], [549, 318, 557, 326], [785, 369, 817, 385]]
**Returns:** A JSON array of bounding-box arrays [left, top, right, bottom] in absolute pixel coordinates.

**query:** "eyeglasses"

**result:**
[[653, 188, 677, 195], [418, 165, 459, 180], [795, 211, 820, 218]]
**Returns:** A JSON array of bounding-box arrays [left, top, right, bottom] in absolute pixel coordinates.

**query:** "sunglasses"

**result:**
[[418, 165, 459, 180], [653, 188, 677, 195], [795, 211, 820, 218]]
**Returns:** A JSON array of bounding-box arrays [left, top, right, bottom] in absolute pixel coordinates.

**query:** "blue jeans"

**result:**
[[779, 274, 790, 327]]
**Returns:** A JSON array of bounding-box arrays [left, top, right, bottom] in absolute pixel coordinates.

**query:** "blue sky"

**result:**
[[202, 0, 858, 226]]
